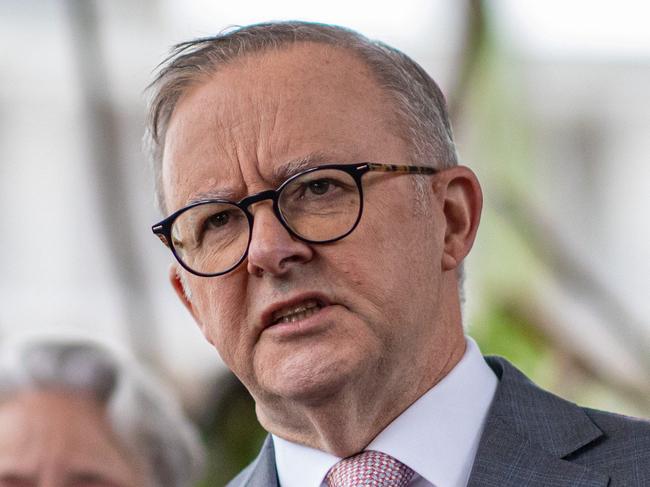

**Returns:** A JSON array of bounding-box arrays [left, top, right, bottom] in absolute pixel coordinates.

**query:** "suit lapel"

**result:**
[[240, 436, 279, 487], [467, 357, 610, 487], [468, 416, 609, 486]]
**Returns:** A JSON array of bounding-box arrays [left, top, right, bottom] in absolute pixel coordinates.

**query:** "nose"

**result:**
[[246, 204, 313, 277]]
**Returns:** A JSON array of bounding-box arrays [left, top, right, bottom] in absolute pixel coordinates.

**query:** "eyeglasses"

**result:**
[[152, 162, 437, 277]]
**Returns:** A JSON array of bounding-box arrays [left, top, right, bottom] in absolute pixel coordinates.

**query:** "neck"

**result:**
[[256, 332, 466, 457]]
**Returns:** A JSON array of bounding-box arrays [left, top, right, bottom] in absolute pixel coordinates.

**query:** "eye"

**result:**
[[307, 179, 331, 196], [205, 211, 230, 228], [280, 169, 356, 209]]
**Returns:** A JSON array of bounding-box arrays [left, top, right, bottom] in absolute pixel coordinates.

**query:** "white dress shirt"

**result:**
[[273, 337, 498, 487]]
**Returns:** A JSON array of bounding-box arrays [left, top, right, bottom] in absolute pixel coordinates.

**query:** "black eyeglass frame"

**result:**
[[152, 162, 438, 277]]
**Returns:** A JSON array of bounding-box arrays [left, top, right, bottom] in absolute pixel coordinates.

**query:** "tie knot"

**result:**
[[326, 450, 414, 487]]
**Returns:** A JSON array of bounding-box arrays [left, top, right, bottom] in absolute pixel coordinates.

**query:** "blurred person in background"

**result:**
[[0, 333, 205, 487], [146, 21, 649, 487]]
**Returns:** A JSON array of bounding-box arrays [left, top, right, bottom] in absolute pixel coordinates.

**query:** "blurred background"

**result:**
[[1, 0, 649, 484]]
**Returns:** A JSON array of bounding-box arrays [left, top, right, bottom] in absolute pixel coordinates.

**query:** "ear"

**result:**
[[437, 166, 483, 271], [169, 264, 198, 320], [169, 265, 217, 347]]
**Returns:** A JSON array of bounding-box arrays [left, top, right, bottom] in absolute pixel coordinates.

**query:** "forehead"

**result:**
[[162, 42, 410, 209], [0, 391, 141, 485], [0, 390, 106, 441]]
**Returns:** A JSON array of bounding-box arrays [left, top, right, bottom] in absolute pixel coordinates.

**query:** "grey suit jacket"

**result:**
[[226, 356, 650, 486]]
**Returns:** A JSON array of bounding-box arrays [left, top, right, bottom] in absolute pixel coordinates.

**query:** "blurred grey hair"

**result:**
[[144, 21, 459, 214], [0, 334, 205, 487]]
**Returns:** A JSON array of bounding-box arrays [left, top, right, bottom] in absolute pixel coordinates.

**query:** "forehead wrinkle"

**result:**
[[166, 44, 407, 213], [186, 151, 345, 205], [175, 117, 254, 207]]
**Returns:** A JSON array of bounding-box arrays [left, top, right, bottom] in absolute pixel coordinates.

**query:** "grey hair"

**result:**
[[0, 333, 205, 487], [144, 21, 459, 214]]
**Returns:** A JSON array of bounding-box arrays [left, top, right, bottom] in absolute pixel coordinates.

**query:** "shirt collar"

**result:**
[[273, 435, 339, 487], [273, 337, 497, 487]]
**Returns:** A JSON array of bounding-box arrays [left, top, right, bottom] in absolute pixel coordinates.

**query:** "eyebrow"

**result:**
[[0, 473, 36, 485], [187, 151, 339, 205], [188, 187, 240, 204], [67, 471, 126, 487], [0, 470, 127, 487], [270, 151, 335, 182]]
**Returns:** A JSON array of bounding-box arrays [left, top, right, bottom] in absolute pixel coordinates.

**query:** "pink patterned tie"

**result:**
[[326, 450, 414, 486]]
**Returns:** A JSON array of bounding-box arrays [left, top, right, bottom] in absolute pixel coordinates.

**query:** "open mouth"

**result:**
[[270, 299, 325, 325]]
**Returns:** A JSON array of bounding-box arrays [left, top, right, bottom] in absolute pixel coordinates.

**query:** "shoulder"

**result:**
[[570, 405, 650, 486], [581, 407, 650, 466], [483, 355, 650, 484], [585, 405, 650, 438]]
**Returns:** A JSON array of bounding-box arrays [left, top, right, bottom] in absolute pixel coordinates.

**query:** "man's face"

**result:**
[[0, 390, 150, 487], [162, 44, 462, 412]]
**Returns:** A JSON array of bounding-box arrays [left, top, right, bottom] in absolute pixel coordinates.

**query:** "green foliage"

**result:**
[[196, 378, 266, 487], [470, 304, 553, 383]]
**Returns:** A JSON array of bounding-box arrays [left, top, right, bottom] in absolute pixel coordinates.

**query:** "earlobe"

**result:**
[[439, 166, 483, 271]]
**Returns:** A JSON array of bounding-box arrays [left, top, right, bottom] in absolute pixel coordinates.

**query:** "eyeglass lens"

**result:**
[[170, 168, 361, 275]]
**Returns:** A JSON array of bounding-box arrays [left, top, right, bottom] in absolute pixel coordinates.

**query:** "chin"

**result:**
[[257, 350, 361, 406]]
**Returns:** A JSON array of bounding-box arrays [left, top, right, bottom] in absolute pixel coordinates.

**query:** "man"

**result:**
[[0, 333, 205, 487], [146, 21, 649, 486]]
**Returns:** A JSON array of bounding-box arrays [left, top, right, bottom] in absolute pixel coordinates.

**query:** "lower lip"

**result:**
[[263, 305, 337, 338]]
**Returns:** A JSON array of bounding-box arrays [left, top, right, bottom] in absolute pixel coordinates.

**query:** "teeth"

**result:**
[[272, 299, 322, 324], [279, 306, 318, 323]]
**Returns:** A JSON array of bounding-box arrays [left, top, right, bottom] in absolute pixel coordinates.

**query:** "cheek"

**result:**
[[320, 241, 408, 331], [334, 199, 442, 314], [350, 202, 418, 278], [190, 278, 250, 366]]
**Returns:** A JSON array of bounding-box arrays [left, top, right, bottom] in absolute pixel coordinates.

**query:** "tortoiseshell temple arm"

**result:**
[[366, 163, 438, 174]]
